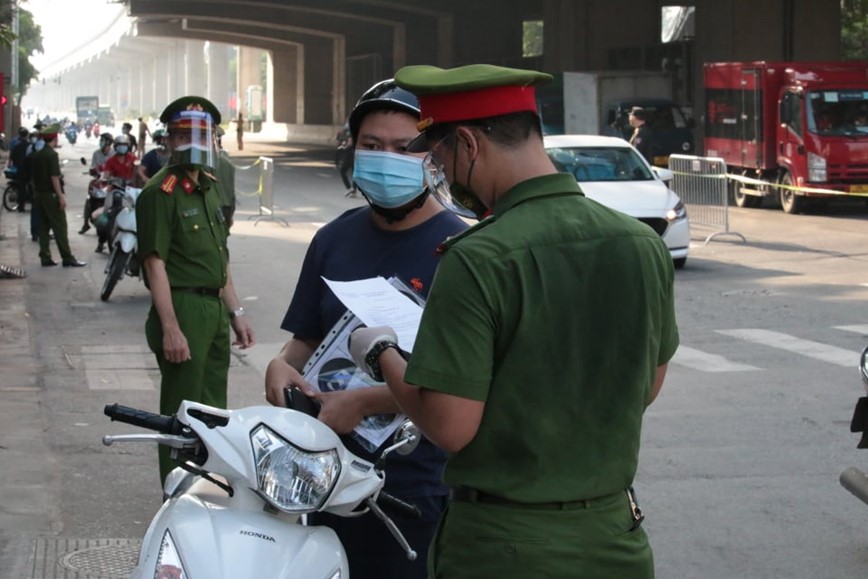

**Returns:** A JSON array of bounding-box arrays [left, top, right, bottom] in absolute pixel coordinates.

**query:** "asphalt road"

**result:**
[[0, 133, 867, 578]]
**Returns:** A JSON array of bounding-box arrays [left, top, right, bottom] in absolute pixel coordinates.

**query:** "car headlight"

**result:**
[[808, 152, 827, 182], [155, 530, 189, 579], [666, 200, 687, 222], [251, 424, 340, 513]]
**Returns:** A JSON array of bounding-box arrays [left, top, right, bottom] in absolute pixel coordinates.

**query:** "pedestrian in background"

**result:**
[[136, 129, 170, 186], [629, 106, 655, 165], [136, 96, 255, 485], [348, 63, 679, 578], [30, 124, 86, 267], [137, 117, 151, 159], [236, 112, 244, 151]]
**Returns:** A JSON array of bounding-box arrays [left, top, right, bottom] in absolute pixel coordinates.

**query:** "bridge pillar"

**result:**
[[207, 43, 232, 122]]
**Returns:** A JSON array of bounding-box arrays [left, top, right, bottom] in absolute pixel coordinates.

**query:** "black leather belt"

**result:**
[[451, 487, 626, 512], [171, 286, 221, 298]]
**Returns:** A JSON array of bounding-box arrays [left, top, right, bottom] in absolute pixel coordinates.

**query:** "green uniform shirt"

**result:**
[[405, 173, 679, 503], [214, 150, 236, 209], [30, 145, 60, 194], [137, 166, 230, 289]]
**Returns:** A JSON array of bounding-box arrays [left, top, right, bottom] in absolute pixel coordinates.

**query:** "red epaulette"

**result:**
[[160, 174, 177, 194]]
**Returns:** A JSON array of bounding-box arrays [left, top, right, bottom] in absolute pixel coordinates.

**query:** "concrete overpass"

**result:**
[[20, 0, 842, 144]]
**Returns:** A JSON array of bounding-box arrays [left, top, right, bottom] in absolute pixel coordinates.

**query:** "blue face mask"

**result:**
[[34, 140, 45, 152], [116, 145, 129, 155], [353, 150, 425, 208]]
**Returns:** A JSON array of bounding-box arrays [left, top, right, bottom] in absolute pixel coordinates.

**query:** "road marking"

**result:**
[[716, 329, 858, 367], [835, 325, 868, 335], [670, 346, 760, 372]]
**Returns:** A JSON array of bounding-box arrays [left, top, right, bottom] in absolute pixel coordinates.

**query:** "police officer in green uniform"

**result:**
[[137, 96, 256, 484], [347, 64, 680, 578], [30, 124, 86, 267]]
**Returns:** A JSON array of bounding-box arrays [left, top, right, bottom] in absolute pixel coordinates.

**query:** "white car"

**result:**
[[543, 134, 690, 269]]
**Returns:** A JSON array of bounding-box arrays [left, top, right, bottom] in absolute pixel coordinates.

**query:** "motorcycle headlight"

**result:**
[[251, 424, 340, 513], [155, 529, 189, 579], [666, 200, 687, 222]]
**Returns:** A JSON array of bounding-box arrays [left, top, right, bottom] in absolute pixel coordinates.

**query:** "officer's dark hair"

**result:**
[[428, 111, 543, 150]]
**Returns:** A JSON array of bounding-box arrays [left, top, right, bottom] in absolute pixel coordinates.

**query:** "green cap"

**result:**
[[159, 96, 222, 126], [39, 123, 61, 137], [394, 64, 552, 132]]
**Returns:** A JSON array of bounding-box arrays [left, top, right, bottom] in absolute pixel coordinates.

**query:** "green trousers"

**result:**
[[34, 191, 74, 262], [145, 291, 230, 484], [429, 491, 654, 578]]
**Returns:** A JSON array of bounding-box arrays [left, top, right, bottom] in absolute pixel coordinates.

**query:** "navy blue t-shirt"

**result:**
[[282, 206, 467, 497], [141, 149, 168, 179]]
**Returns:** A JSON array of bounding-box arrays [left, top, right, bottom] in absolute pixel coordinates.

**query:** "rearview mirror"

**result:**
[[653, 167, 675, 182]]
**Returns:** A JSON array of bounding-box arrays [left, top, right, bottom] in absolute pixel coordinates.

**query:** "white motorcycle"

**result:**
[[840, 346, 868, 504], [100, 185, 142, 301], [102, 389, 421, 578]]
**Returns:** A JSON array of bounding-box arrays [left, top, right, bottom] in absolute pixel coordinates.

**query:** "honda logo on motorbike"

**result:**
[[240, 530, 277, 543]]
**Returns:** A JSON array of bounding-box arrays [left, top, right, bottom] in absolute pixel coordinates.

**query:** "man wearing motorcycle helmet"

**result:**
[[137, 95, 255, 486], [263, 79, 468, 579], [100, 134, 136, 183], [79, 132, 114, 234], [136, 128, 170, 185]]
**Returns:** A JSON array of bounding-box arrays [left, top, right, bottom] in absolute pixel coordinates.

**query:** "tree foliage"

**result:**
[[842, 0, 868, 59], [16, 7, 43, 100]]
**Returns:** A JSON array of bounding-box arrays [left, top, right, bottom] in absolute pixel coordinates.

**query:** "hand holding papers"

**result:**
[[301, 277, 425, 451], [322, 276, 424, 352]]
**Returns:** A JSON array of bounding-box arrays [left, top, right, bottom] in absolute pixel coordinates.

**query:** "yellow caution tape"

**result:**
[[669, 170, 868, 197]]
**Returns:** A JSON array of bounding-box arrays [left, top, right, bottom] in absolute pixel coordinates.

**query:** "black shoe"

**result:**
[[95, 242, 105, 253], [79, 224, 90, 234], [62, 259, 86, 268], [41, 259, 58, 267]]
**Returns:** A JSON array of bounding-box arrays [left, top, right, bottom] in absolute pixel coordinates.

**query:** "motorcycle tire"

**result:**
[[3, 183, 20, 212], [100, 248, 128, 302]]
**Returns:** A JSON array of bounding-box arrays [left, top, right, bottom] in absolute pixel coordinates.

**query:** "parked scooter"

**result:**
[[100, 183, 142, 301], [102, 391, 421, 578], [840, 346, 868, 504]]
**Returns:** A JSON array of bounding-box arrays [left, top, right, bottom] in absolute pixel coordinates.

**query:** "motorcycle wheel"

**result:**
[[3, 183, 20, 212], [100, 248, 128, 302]]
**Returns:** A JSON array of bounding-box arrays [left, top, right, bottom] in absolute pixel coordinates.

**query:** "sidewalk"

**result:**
[[0, 135, 339, 579]]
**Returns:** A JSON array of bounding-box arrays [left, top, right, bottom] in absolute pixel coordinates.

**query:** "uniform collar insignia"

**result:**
[[181, 178, 196, 194]]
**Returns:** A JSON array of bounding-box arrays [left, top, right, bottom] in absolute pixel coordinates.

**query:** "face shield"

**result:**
[[421, 133, 486, 220], [167, 110, 217, 170]]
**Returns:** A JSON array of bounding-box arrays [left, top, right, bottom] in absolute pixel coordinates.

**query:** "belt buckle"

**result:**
[[626, 487, 644, 531]]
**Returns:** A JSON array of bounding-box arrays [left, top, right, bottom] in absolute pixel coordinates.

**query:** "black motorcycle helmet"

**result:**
[[346, 80, 427, 224], [348, 79, 420, 142], [99, 132, 114, 147]]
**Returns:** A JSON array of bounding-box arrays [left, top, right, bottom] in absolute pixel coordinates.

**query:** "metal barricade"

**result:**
[[668, 154, 745, 244], [235, 156, 287, 227]]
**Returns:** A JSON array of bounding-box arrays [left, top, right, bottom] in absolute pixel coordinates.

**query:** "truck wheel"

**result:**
[[779, 173, 805, 214], [729, 175, 761, 208]]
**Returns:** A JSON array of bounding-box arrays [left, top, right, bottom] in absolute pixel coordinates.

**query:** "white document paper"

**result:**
[[322, 276, 424, 352]]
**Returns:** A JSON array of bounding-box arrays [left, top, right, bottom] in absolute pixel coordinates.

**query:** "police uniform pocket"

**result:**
[[180, 211, 213, 256]]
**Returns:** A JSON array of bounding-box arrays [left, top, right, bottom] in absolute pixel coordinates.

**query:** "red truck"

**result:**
[[704, 61, 868, 213]]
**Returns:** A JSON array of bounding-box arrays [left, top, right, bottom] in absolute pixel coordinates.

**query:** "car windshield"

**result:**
[[547, 146, 655, 182]]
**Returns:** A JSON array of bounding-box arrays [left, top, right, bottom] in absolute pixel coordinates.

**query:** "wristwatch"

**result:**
[[365, 340, 401, 382], [229, 307, 245, 320]]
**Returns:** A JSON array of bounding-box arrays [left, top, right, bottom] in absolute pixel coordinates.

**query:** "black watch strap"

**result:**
[[365, 340, 400, 382]]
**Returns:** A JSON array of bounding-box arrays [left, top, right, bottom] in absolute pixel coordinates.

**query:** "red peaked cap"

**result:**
[[394, 64, 553, 130]]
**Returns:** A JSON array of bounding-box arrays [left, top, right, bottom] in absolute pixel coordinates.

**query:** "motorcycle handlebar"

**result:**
[[104, 403, 179, 434], [376, 491, 422, 520]]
